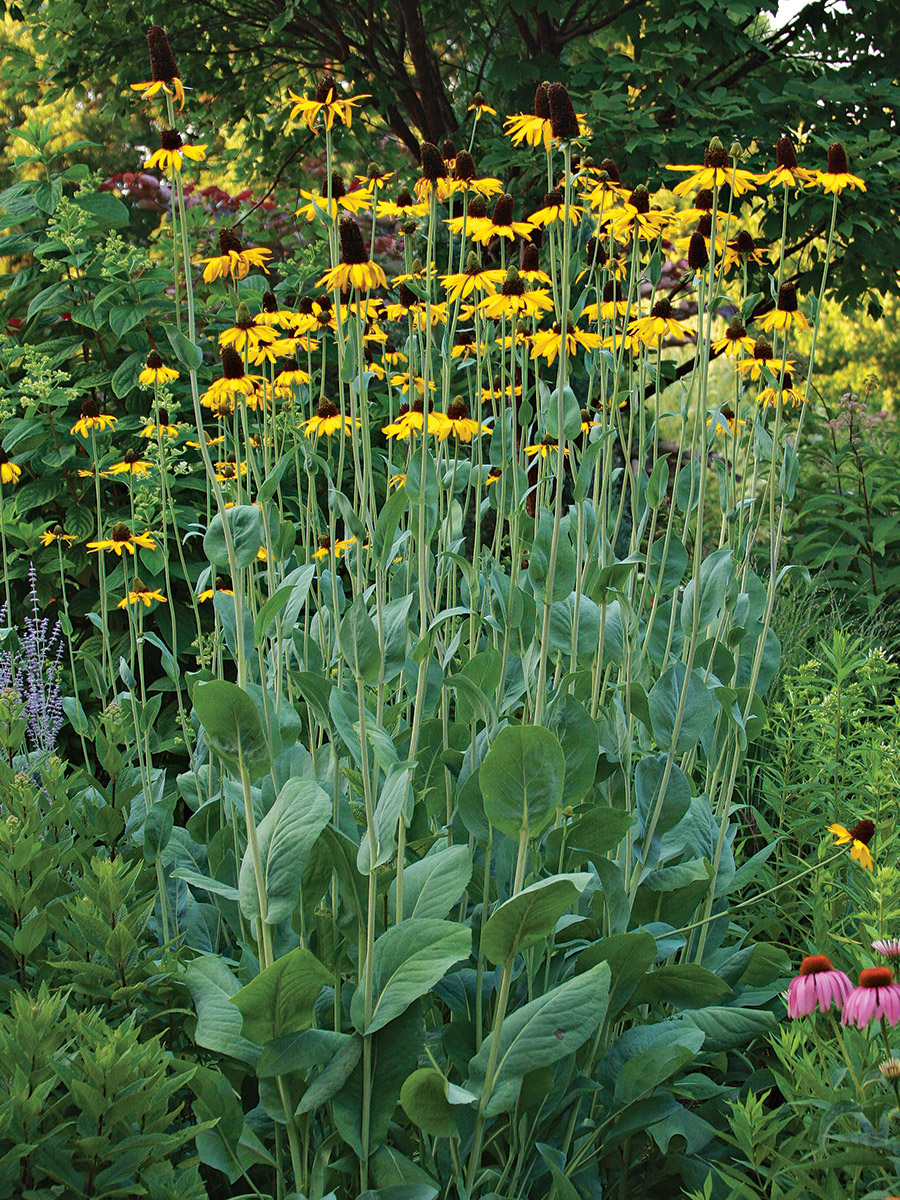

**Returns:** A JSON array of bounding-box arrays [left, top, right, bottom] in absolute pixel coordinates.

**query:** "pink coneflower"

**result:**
[[841, 967, 900, 1029], [872, 939, 900, 962], [787, 955, 853, 1018]]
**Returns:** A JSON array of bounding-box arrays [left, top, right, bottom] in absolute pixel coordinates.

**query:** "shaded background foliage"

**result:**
[[2, 0, 899, 310]]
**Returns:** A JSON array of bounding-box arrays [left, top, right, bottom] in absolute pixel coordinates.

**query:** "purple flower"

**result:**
[[841, 967, 900, 1029], [0, 564, 64, 759], [787, 955, 852, 1018]]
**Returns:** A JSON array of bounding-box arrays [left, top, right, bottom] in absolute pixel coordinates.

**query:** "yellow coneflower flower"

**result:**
[[138, 352, 180, 387], [140, 407, 179, 438], [200, 228, 272, 284], [431, 399, 489, 442], [675, 187, 730, 226], [756, 372, 806, 408], [303, 400, 359, 438], [441, 151, 503, 200], [296, 172, 373, 221], [481, 380, 522, 403], [440, 253, 505, 302], [388, 473, 407, 489], [667, 138, 759, 197], [733, 337, 795, 381], [219, 303, 280, 354], [827, 819, 875, 871], [707, 405, 745, 438], [118, 577, 166, 609], [757, 283, 810, 333], [485, 467, 501, 486], [519, 243, 552, 285], [40, 526, 75, 547], [291, 295, 336, 334], [583, 281, 630, 322], [672, 213, 725, 259], [382, 401, 446, 440], [450, 332, 485, 360], [412, 142, 449, 201], [274, 359, 310, 390], [145, 129, 206, 175], [201, 348, 265, 407], [524, 438, 568, 459], [389, 373, 436, 396], [87, 523, 156, 556], [255, 290, 295, 329], [812, 142, 865, 194], [504, 83, 559, 149], [378, 186, 429, 221], [445, 194, 489, 236], [319, 217, 387, 292], [530, 323, 601, 365], [757, 135, 816, 189], [214, 457, 248, 483], [529, 188, 582, 227], [607, 186, 674, 242], [130, 25, 185, 109], [71, 399, 117, 437], [287, 73, 369, 131], [109, 449, 153, 476], [579, 410, 602, 435], [478, 267, 552, 320], [585, 158, 629, 208], [628, 298, 694, 347], [600, 331, 643, 356], [468, 194, 534, 245], [0, 448, 21, 486], [721, 230, 768, 273], [711, 317, 756, 358], [312, 535, 363, 561], [468, 91, 497, 118], [198, 578, 234, 602]]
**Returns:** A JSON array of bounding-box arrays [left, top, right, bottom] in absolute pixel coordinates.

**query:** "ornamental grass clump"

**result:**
[[0, 30, 875, 1200]]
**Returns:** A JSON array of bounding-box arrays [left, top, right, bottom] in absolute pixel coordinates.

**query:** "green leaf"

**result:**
[[257, 453, 294, 502], [350, 918, 471, 1035], [613, 1042, 698, 1106], [399, 1068, 465, 1137], [185, 956, 259, 1065], [388, 844, 473, 922], [646, 456, 670, 510], [575, 930, 657, 1018], [231, 948, 331, 1044], [680, 546, 732, 634], [193, 679, 269, 776], [481, 874, 592, 964], [631, 963, 730, 1010], [204, 503, 262, 569], [356, 765, 412, 874], [546, 694, 600, 805], [339, 598, 381, 683], [332, 1004, 424, 1157], [566, 807, 633, 862], [466, 961, 611, 1117], [72, 192, 130, 226], [253, 581, 296, 647], [109, 302, 144, 336], [647, 665, 717, 753], [295, 1034, 363, 1114], [164, 322, 204, 370], [528, 506, 576, 602], [681, 1006, 776, 1052], [238, 779, 331, 924], [479, 724, 566, 841], [634, 754, 692, 847]]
